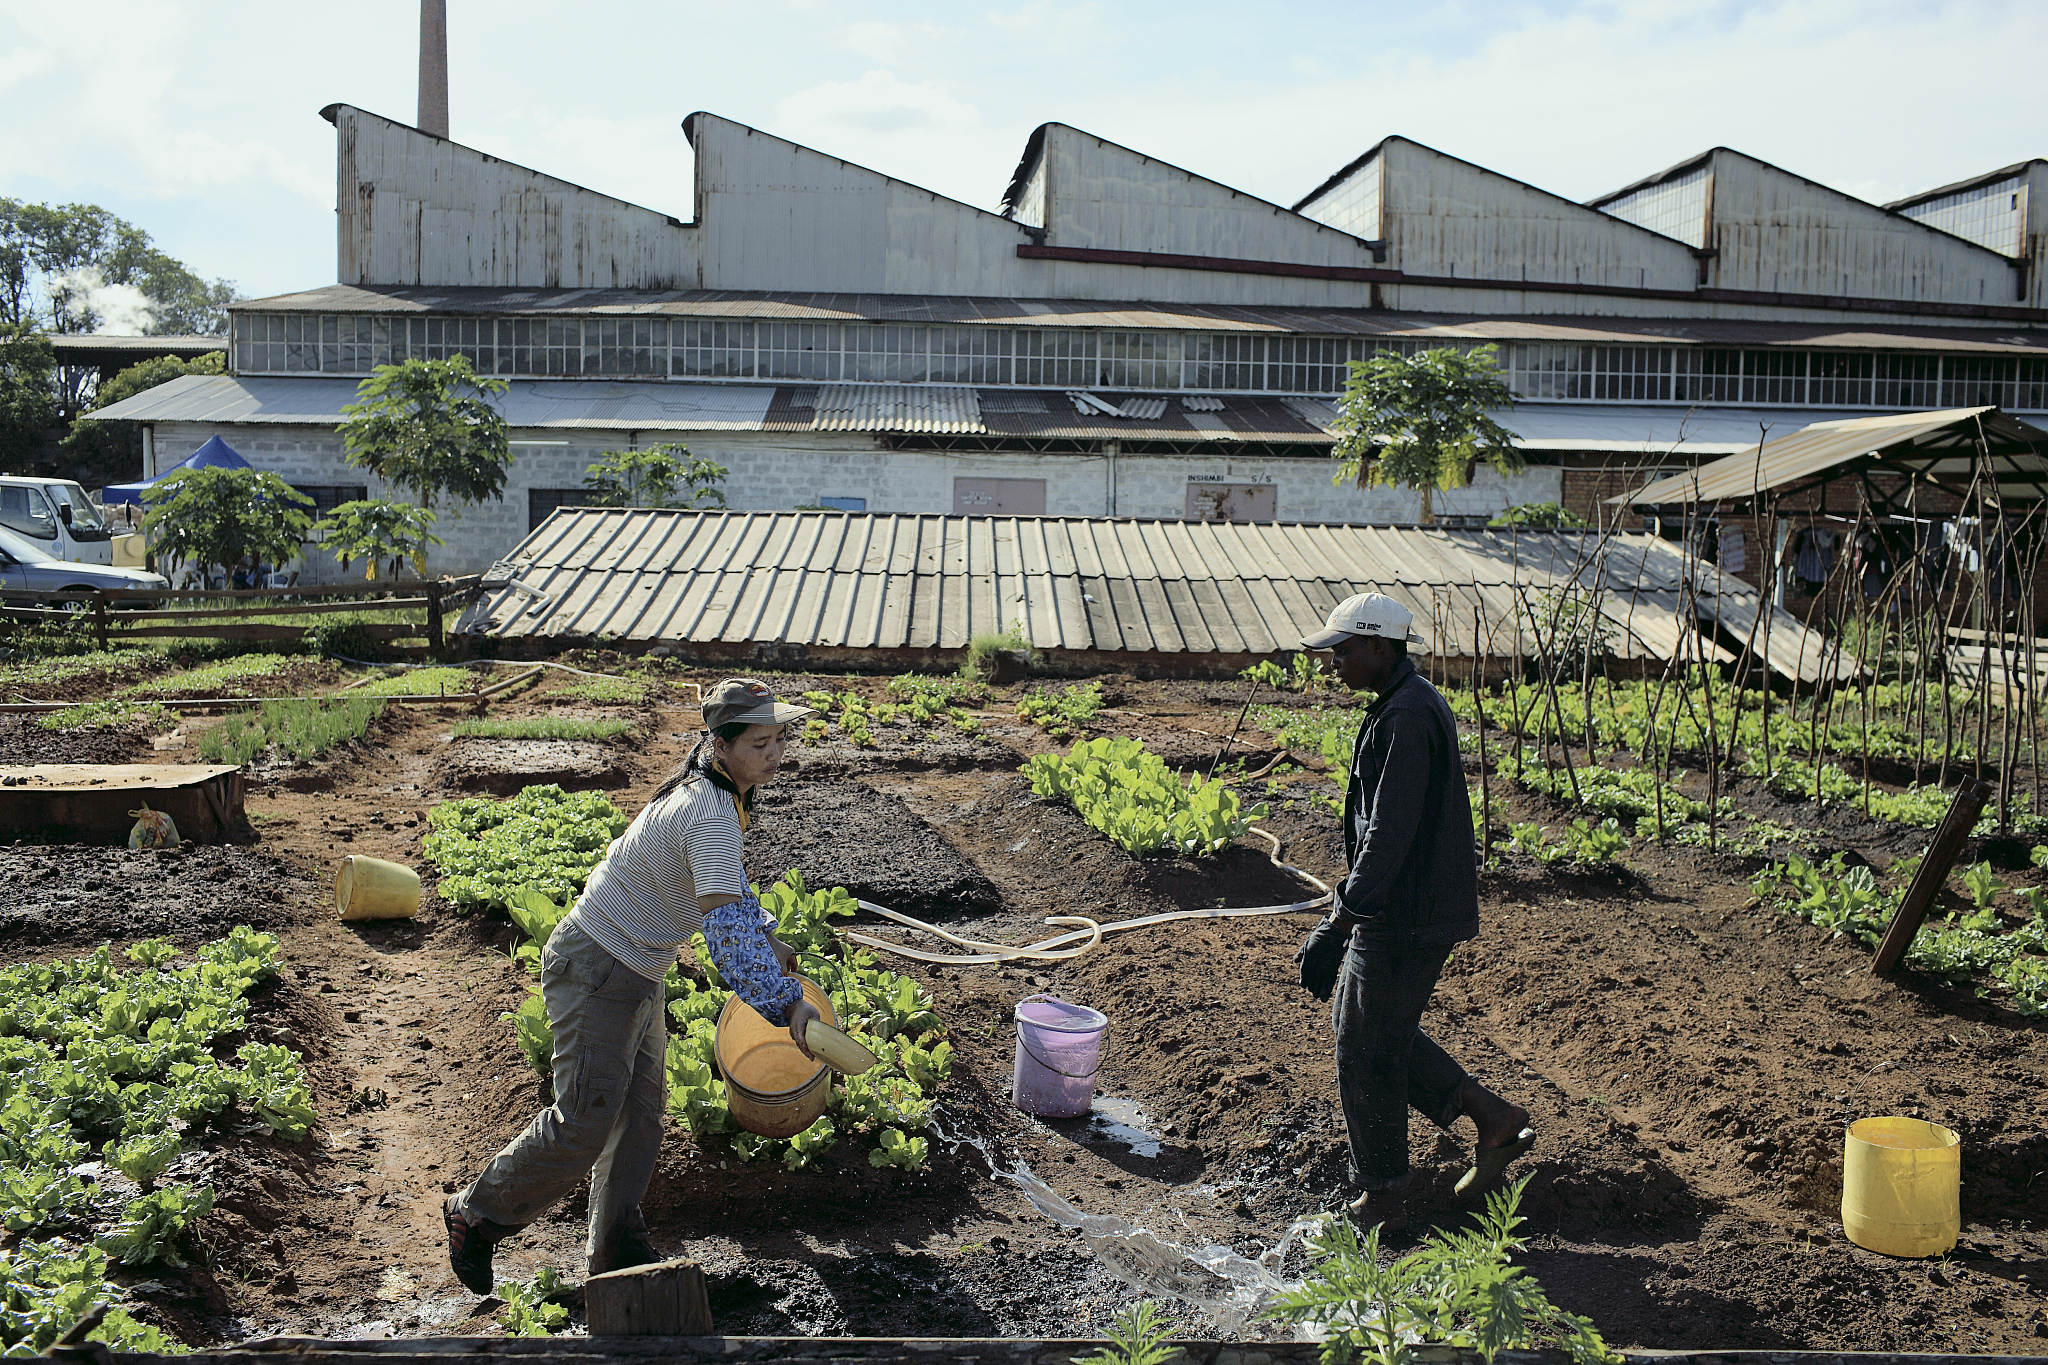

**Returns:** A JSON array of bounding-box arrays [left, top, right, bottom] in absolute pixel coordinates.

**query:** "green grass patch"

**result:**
[[353, 666, 487, 697], [0, 649, 164, 700], [33, 700, 179, 733], [1253, 703, 1358, 776], [546, 674, 650, 705], [450, 717, 634, 742], [198, 697, 385, 765], [120, 654, 303, 700]]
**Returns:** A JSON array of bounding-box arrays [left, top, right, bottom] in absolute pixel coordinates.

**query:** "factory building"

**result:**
[[95, 104, 2048, 580]]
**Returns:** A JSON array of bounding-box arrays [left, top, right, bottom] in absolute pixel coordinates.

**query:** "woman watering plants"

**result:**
[[442, 679, 819, 1294]]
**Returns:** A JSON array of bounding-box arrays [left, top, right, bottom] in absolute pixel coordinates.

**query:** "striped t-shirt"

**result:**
[[568, 777, 747, 980]]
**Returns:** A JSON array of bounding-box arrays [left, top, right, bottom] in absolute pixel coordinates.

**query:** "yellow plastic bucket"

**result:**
[[1841, 1116, 1960, 1257], [715, 977, 836, 1138], [335, 856, 422, 922]]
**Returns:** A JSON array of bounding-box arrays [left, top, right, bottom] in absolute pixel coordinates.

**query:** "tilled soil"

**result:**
[[8, 669, 2048, 1352], [0, 715, 154, 765], [0, 844, 303, 948]]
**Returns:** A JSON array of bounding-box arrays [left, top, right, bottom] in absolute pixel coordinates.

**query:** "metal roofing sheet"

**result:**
[[230, 285, 2048, 354], [811, 385, 983, 434], [459, 511, 1838, 679], [1626, 406, 2048, 505], [91, 375, 778, 430]]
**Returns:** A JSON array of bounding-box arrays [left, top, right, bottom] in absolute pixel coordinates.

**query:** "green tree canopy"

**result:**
[[338, 358, 512, 515], [1330, 344, 1521, 524], [581, 443, 728, 509], [315, 499, 443, 582], [0, 200, 235, 335], [58, 352, 228, 490], [0, 326, 57, 466], [141, 467, 314, 586], [1489, 500, 1589, 530]]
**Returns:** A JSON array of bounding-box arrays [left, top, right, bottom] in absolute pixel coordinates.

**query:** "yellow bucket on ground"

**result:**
[[1841, 1116, 1960, 1257], [715, 977, 835, 1138], [335, 856, 422, 922]]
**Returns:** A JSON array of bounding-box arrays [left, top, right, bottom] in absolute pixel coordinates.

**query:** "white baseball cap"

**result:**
[[1300, 591, 1427, 649]]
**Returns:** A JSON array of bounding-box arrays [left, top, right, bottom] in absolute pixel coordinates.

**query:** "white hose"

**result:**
[[842, 822, 1333, 967]]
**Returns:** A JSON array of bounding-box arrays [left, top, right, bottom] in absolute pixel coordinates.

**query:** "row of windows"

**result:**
[[232, 312, 2048, 411], [1500, 345, 2048, 409]]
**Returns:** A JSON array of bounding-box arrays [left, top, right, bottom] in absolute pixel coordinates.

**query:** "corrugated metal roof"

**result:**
[[90, 374, 778, 430], [89, 375, 1335, 444], [457, 510, 1843, 681], [1626, 406, 2048, 506], [229, 284, 2048, 354], [811, 385, 983, 433]]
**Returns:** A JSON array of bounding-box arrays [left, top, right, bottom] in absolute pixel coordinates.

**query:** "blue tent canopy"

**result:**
[[102, 435, 254, 506]]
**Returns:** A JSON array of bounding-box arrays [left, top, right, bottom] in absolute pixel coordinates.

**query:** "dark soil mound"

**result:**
[[747, 778, 1005, 919], [0, 844, 306, 952], [0, 715, 153, 765], [435, 739, 630, 794]]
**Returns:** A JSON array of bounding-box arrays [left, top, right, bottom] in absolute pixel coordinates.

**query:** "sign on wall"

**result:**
[[1185, 482, 1277, 523], [954, 478, 1047, 515]]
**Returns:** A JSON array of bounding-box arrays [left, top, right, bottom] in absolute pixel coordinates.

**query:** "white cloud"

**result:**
[[773, 71, 1007, 197]]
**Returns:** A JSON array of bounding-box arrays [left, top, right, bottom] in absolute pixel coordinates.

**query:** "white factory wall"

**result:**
[[327, 103, 2047, 325], [1374, 138, 1700, 293], [146, 423, 1561, 581], [1030, 124, 1370, 266], [1702, 150, 2016, 307], [331, 106, 694, 290]]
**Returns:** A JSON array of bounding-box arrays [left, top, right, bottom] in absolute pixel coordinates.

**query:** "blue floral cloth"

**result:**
[[702, 891, 805, 1026]]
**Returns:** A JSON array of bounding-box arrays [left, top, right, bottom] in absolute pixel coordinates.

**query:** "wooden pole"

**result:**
[[426, 580, 446, 661], [91, 590, 108, 653], [586, 1258, 713, 1336], [1872, 778, 1994, 977], [1475, 600, 1492, 868]]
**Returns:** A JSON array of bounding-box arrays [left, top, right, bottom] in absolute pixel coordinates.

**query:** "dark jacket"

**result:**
[[1337, 656, 1480, 946]]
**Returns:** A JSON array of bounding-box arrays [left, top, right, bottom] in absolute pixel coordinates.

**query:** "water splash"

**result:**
[[932, 1115, 1321, 1335]]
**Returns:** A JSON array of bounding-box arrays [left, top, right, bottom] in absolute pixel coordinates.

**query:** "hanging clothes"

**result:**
[[1793, 529, 1834, 593]]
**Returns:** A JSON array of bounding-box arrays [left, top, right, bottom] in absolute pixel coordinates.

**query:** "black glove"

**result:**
[[1294, 917, 1350, 1002]]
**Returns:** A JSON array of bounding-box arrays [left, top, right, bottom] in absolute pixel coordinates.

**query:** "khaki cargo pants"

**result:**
[[453, 916, 667, 1273]]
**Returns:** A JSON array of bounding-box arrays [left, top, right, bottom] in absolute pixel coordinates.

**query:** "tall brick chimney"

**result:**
[[418, 0, 449, 138]]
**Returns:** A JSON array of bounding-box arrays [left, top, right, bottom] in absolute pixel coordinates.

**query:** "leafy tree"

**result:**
[[1489, 500, 1589, 530], [1330, 344, 1521, 525], [338, 358, 512, 517], [141, 467, 314, 588], [315, 499, 443, 581], [581, 443, 728, 509], [0, 200, 235, 335], [0, 325, 57, 466], [58, 353, 227, 490]]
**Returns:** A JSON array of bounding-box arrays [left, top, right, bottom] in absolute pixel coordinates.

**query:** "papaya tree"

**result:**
[[1330, 344, 1521, 525]]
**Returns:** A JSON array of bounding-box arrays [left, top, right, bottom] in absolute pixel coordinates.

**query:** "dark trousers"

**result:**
[[1333, 940, 1469, 1189]]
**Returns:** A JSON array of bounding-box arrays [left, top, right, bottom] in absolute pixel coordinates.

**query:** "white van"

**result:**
[[0, 477, 128, 566]]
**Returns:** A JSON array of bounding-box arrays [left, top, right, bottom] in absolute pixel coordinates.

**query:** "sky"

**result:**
[[2, 0, 2044, 311]]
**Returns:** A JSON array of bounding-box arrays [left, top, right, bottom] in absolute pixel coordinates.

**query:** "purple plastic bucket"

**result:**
[[1011, 994, 1108, 1118]]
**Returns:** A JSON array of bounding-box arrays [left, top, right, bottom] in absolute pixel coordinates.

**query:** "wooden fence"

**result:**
[[0, 576, 482, 658]]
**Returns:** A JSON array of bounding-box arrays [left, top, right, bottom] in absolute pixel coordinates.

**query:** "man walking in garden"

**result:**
[[1294, 592, 1534, 1228]]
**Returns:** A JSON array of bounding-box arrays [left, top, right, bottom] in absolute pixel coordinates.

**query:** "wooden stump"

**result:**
[[585, 1258, 712, 1336]]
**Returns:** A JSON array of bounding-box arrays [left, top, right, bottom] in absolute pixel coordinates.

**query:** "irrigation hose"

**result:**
[[839, 822, 1333, 967]]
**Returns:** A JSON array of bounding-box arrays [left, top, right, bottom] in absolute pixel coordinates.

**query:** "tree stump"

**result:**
[[585, 1258, 712, 1336]]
